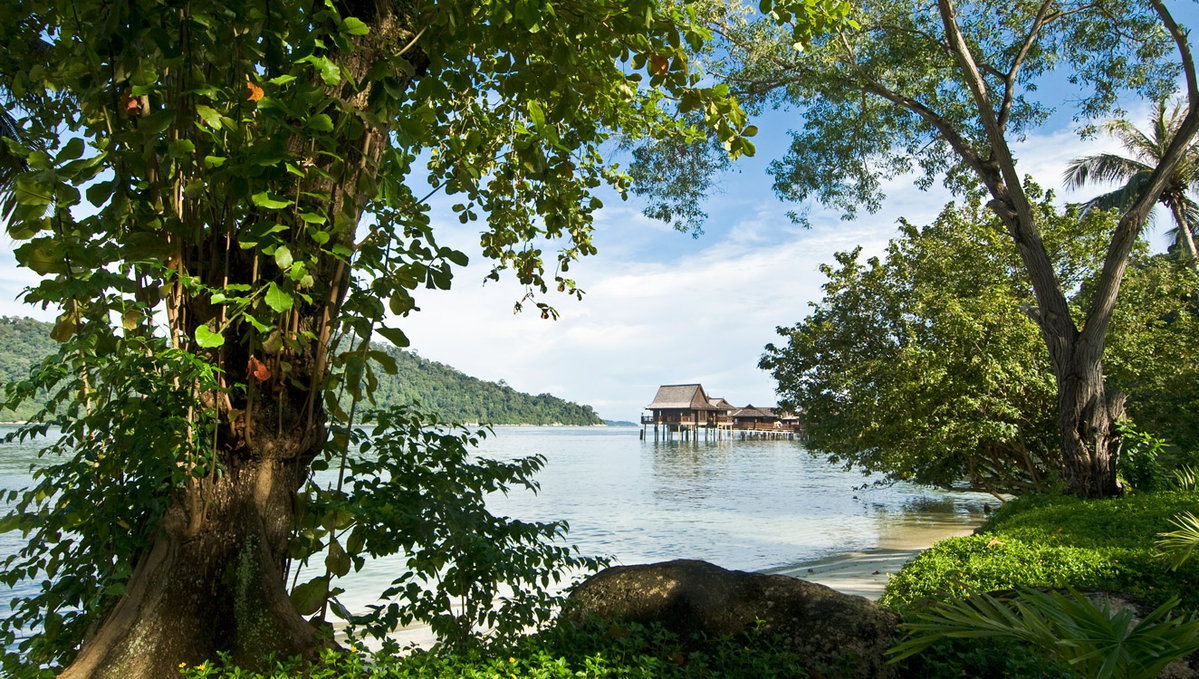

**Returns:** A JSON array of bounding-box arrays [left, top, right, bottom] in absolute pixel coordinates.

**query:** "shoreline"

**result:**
[[369, 514, 985, 649], [764, 518, 983, 600]]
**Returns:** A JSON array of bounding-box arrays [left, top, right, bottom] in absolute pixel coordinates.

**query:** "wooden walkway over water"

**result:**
[[640, 418, 805, 442]]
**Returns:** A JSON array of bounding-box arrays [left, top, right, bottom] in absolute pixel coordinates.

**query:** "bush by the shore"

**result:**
[[880, 490, 1199, 678], [881, 490, 1199, 611]]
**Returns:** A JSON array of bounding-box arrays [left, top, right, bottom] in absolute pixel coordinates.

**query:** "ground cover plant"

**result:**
[[177, 622, 818, 679], [882, 491, 1199, 610]]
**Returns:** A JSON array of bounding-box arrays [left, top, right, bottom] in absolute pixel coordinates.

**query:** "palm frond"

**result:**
[[1157, 511, 1199, 570], [0, 108, 30, 218], [888, 589, 1199, 679], [1104, 118, 1164, 164], [1172, 464, 1199, 491], [1063, 153, 1151, 190]]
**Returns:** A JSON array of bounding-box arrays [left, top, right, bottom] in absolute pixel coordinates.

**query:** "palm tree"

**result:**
[[0, 109, 29, 214], [1064, 99, 1199, 264]]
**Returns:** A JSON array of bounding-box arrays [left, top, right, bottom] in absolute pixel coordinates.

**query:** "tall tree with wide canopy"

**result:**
[[681, 0, 1199, 498], [1064, 98, 1199, 264], [0, 0, 822, 676]]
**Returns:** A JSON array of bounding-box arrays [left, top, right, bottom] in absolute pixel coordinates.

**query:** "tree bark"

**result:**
[[60, 457, 326, 678]]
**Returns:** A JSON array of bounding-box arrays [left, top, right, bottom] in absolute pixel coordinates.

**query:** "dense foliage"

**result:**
[[361, 344, 601, 425], [0, 317, 601, 425], [178, 621, 820, 679], [669, 0, 1199, 497], [881, 492, 1199, 611], [882, 491, 1199, 677], [761, 189, 1199, 495], [0, 317, 57, 421]]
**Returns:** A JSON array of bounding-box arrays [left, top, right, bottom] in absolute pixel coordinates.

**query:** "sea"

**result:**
[[0, 424, 991, 633]]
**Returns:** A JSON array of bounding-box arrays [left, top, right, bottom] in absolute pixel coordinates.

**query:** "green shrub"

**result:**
[[179, 622, 818, 679], [881, 491, 1199, 610]]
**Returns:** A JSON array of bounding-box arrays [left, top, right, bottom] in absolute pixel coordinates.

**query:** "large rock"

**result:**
[[564, 559, 900, 679]]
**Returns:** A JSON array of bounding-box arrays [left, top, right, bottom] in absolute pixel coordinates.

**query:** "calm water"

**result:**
[[0, 424, 990, 617]]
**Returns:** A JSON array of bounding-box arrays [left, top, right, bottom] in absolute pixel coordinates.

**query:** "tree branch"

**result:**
[[998, 0, 1059, 131], [1080, 0, 1199, 350]]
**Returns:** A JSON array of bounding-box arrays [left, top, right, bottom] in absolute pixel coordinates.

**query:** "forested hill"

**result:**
[[0, 317, 602, 425], [364, 343, 602, 425]]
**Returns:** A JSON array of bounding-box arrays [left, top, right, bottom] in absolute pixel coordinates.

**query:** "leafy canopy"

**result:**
[[761, 187, 1199, 495]]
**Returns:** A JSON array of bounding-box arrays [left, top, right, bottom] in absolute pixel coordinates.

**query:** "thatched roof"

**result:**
[[730, 404, 777, 419], [707, 397, 736, 412], [646, 384, 718, 410]]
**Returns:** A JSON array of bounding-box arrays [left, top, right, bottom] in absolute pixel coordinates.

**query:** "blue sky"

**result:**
[[0, 9, 1194, 422]]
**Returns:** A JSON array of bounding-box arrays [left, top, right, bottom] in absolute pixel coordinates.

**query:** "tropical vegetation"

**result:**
[[761, 188, 1199, 496], [1064, 99, 1199, 263]]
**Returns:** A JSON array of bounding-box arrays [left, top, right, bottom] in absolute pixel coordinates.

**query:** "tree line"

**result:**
[[0, 317, 601, 426]]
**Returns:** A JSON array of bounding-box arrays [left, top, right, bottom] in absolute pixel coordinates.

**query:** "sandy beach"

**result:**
[[764, 511, 985, 600]]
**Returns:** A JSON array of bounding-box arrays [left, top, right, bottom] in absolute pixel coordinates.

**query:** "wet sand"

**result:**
[[764, 513, 985, 599]]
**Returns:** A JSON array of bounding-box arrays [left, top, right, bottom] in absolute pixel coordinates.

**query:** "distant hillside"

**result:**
[[0, 317, 601, 426]]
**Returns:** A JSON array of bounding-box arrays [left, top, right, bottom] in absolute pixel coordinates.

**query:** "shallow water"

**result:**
[[0, 424, 991, 619]]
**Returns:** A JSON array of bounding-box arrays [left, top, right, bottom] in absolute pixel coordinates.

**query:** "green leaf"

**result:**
[[194, 324, 225, 348], [274, 245, 294, 270], [56, 137, 86, 163], [14, 239, 64, 274], [388, 291, 414, 315], [445, 249, 469, 267], [307, 114, 334, 132], [377, 326, 409, 348], [290, 577, 329, 616], [527, 100, 546, 128], [325, 540, 352, 578], [368, 350, 398, 375], [195, 105, 221, 129], [310, 55, 341, 86], [251, 192, 292, 210], [139, 109, 175, 136], [14, 178, 53, 207], [51, 316, 76, 343], [264, 282, 293, 313], [342, 17, 370, 35]]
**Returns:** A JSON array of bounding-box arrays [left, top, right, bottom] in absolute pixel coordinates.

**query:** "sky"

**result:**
[[385, 114, 1160, 422], [0, 22, 1190, 423]]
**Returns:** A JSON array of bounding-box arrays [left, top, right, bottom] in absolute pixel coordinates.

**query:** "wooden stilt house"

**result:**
[[644, 383, 722, 427]]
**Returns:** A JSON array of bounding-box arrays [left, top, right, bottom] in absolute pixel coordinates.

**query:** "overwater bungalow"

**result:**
[[643, 384, 722, 428], [641, 384, 803, 441], [729, 404, 777, 426]]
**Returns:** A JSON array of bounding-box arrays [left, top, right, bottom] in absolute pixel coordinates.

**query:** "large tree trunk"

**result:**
[[60, 457, 326, 677], [58, 5, 426, 674], [1054, 346, 1126, 498]]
